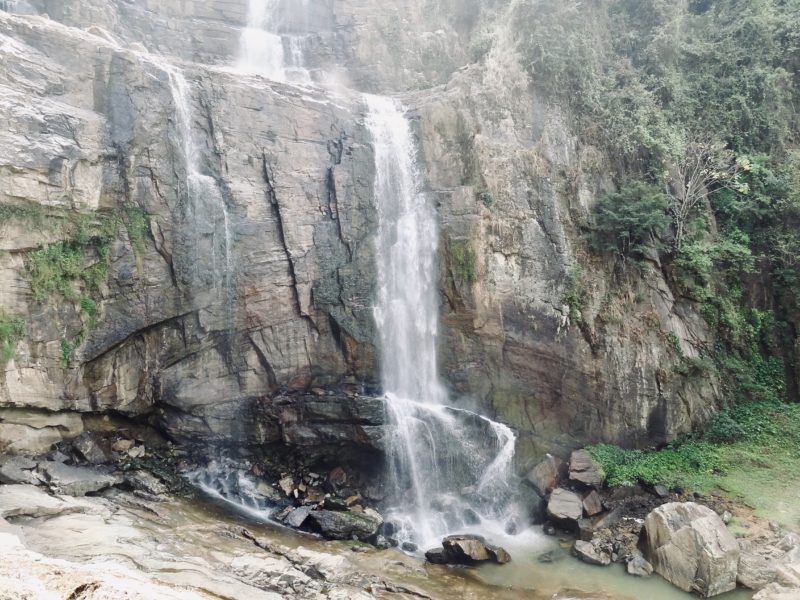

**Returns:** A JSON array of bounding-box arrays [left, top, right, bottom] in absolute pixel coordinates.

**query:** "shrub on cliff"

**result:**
[[591, 180, 670, 263]]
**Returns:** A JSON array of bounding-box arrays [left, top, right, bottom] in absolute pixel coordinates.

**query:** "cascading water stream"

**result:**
[[237, 0, 311, 83], [365, 94, 524, 552], [147, 58, 234, 316]]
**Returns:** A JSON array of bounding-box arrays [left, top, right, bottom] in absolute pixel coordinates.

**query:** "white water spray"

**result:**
[[366, 94, 522, 551], [237, 0, 311, 83]]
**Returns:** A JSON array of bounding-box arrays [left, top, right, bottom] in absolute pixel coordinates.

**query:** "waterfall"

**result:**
[[237, 0, 311, 84], [155, 61, 233, 309], [365, 95, 522, 552]]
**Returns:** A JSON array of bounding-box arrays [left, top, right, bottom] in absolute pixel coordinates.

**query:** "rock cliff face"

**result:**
[[0, 0, 718, 464]]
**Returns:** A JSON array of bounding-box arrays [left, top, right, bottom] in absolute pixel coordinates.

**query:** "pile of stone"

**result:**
[[530, 446, 800, 599]]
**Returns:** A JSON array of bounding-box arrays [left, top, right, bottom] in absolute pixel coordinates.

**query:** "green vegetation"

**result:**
[[562, 265, 587, 323], [27, 213, 118, 304], [0, 312, 25, 366], [476, 187, 494, 208], [123, 205, 149, 260], [513, 0, 800, 411], [450, 240, 477, 284], [591, 180, 670, 263], [587, 401, 800, 525]]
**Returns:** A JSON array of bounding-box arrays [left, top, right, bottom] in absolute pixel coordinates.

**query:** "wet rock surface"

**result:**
[[425, 534, 511, 565]]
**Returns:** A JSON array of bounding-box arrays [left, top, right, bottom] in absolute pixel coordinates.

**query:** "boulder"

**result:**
[[547, 488, 583, 523], [36, 462, 121, 496], [572, 540, 611, 566], [569, 450, 603, 489], [425, 535, 511, 565], [307, 510, 382, 541], [627, 551, 654, 577], [642, 502, 739, 597], [738, 551, 777, 590], [0, 456, 41, 485], [284, 506, 311, 529], [71, 432, 112, 465], [582, 490, 603, 517], [442, 535, 511, 564], [525, 454, 563, 496]]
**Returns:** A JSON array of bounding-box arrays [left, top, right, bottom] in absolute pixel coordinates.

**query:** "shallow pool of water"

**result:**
[[193, 491, 754, 600]]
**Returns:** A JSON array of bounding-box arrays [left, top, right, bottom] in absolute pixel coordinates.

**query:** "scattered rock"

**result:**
[[278, 476, 295, 497], [307, 509, 382, 541], [111, 439, 134, 453], [537, 549, 566, 563], [127, 445, 145, 459], [627, 551, 654, 577], [424, 547, 448, 564], [125, 471, 168, 497], [642, 502, 739, 597], [37, 462, 121, 496], [547, 488, 583, 523], [721, 510, 732, 524], [284, 506, 312, 529], [576, 518, 594, 541], [0, 456, 41, 485], [582, 490, 603, 517], [72, 432, 112, 465], [572, 540, 611, 566], [569, 450, 602, 489], [327, 467, 347, 488], [652, 484, 670, 499], [255, 481, 283, 503], [525, 454, 564, 496], [778, 533, 800, 553]]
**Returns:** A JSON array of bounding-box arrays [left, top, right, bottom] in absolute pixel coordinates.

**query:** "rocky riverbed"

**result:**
[[1, 434, 798, 599]]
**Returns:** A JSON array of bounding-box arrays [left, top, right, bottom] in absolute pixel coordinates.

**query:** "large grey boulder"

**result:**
[[546, 488, 583, 523], [642, 502, 739, 597], [307, 509, 382, 541]]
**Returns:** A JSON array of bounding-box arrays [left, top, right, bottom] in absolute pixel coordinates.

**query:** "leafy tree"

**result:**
[[592, 180, 671, 262]]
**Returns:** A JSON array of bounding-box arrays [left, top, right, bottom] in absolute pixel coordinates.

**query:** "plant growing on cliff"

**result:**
[[123, 205, 149, 260], [0, 312, 25, 366], [562, 265, 587, 323], [27, 215, 117, 303], [449, 240, 477, 284], [591, 180, 671, 263]]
